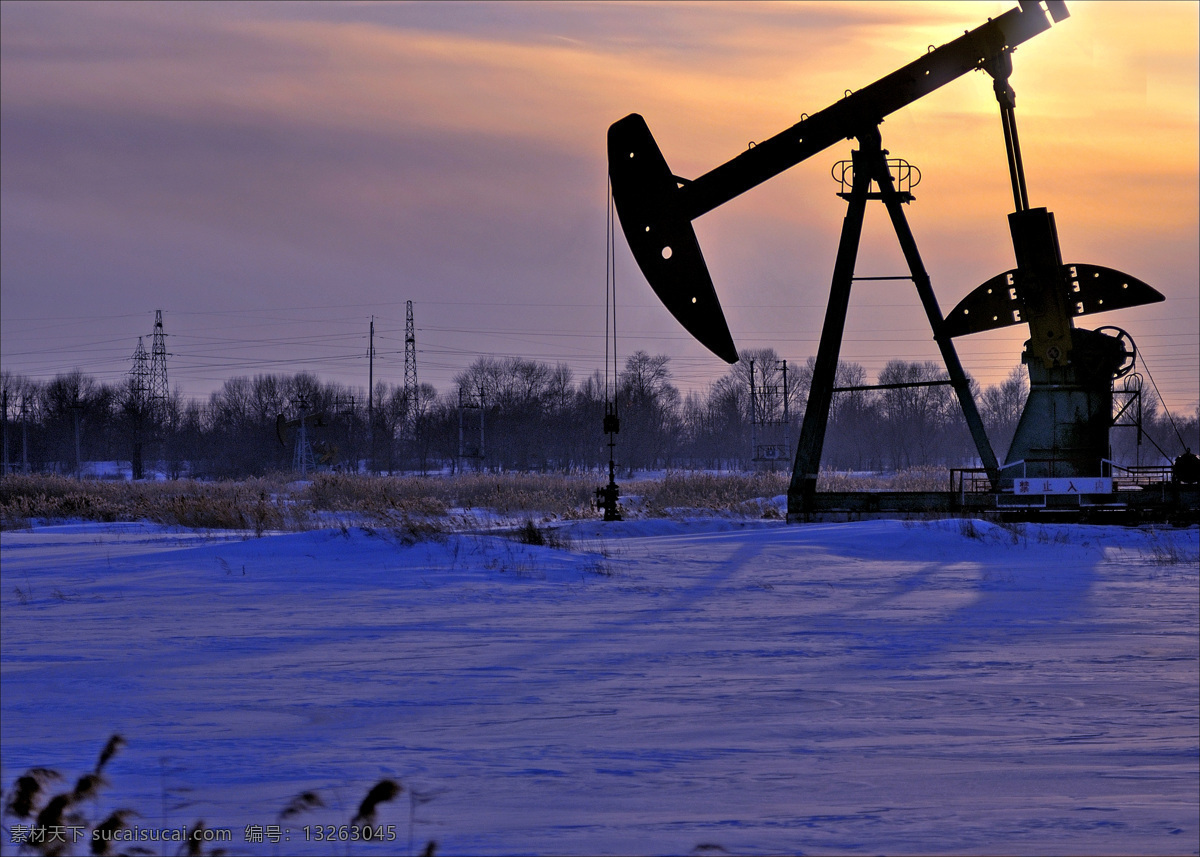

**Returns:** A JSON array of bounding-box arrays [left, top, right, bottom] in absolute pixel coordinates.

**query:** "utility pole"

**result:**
[[2, 389, 9, 477], [72, 396, 84, 478], [367, 316, 375, 472], [21, 395, 29, 474], [775, 359, 791, 468], [749, 358, 791, 467], [749, 359, 758, 465]]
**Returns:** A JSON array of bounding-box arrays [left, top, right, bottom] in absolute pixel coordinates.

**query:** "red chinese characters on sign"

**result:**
[[1013, 478, 1112, 495]]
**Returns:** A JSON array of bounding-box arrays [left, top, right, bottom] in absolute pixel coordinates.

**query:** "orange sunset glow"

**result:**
[[2, 1, 1196, 414]]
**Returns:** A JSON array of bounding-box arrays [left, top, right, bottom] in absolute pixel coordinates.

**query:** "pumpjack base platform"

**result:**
[[787, 487, 1200, 526]]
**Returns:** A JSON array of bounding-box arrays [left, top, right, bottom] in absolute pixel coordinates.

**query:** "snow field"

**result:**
[[2, 518, 1197, 855]]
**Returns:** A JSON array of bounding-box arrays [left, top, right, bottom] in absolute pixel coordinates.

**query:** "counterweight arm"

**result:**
[[677, 2, 1066, 219], [608, 1, 1068, 362], [946, 42, 1163, 368]]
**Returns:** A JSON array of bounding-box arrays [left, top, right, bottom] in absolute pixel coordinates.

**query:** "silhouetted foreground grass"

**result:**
[[2, 734, 435, 856]]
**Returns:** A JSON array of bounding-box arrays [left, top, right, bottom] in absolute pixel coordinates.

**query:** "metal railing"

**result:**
[[950, 467, 993, 498], [1101, 460, 1172, 490]]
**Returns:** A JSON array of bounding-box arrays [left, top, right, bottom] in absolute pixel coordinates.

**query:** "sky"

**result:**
[[2, 0, 1197, 416]]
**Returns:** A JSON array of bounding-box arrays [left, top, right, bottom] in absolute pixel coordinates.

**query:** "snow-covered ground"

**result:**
[[2, 517, 1197, 856]]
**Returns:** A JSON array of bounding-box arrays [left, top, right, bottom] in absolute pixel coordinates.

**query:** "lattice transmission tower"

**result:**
[[129, 337, 149, 407], [148, 310, 170, 421], [403, 300, 418, 442], [292, 395, 316, 475], [128, 337, 149, 479]]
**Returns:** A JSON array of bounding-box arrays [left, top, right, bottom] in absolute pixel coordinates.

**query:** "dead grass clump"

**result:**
[[304, 473, 449, 522], [445, 473, 594, 517], [127, 478, 304, 532], [270, 471, 598, 521], [517, 518, 547, 546], [0, 475, 309, 533], [0, 474, 92, 506], [388, 515, 449, 546], [308, 471, 596, 519], [639, 472, 788, 514], [958, 518, 984, 540], [140, 485, 293, 532], [887, 466, 951, 491], [304, 472, 382, 510], [0, 467, 964, 531], [513, 518, 572, 549], [816, 466, 948, 492], [1142, 530, 1200, 565], [0, 475, 128, 528]]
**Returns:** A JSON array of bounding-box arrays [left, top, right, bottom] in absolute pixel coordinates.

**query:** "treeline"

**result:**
[[1, 349, 1193, 479]]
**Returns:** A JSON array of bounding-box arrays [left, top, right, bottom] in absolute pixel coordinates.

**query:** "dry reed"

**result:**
[[3, 739, 437, 856], [303, 472, 595, 519], [0, 475, 304, 531], [1, 735, 133, 857], [94, 735, 124, 775], [91, 810, 136, 856], [2, 467, 958, 532], [352, 778, 402, 828], [816, 465, 949, 492], [279, 790, 324, 821], [637, 472, 789, 515], [4, 768, 61, 820]]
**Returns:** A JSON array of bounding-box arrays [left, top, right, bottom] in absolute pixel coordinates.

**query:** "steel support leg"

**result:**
[[787, 137, 874, 519], [788, 132, 999, 519]]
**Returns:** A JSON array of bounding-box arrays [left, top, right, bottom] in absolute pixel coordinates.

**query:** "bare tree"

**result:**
[[979, 366, 1028, 461], [619, 351, 681, 470], [876, 360, 956, 469]]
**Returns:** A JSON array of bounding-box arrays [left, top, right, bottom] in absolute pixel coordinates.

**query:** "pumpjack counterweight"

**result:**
[[608, 115, 737, 363]]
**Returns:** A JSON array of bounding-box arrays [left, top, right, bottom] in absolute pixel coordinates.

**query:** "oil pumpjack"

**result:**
[[607, 1, 1192, 521]]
